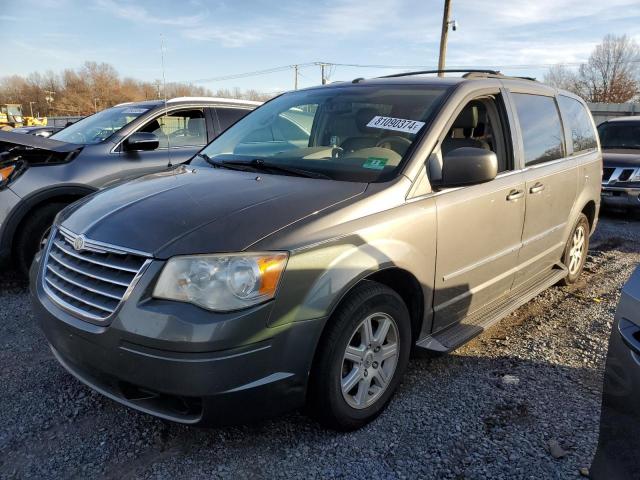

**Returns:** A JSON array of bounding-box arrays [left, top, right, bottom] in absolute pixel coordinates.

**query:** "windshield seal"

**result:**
[[194, 84, 453, 183]]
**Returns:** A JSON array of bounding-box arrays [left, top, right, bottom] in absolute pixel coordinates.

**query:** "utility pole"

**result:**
[[29, 101, 36, 118], [320, 63, 327, 85], [438, 0, 452, 77], [293, 64, 299, 90]]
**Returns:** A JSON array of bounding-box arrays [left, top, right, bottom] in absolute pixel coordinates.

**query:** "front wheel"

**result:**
[[307, 281, 411, 430], [560, 213, 590, 285], [15, 202, 67, 277]]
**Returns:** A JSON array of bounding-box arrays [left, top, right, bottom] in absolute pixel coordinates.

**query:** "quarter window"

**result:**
[[512, 93, 565, 166], [558, 96, 597, 153]]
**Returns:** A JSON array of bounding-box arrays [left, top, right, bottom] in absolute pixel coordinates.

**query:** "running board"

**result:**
[[416, 266, 568, 353]]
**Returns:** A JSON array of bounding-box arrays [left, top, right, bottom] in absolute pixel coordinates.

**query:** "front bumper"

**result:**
[[601, 186, 640, 208], [30, 257, 325, 425]]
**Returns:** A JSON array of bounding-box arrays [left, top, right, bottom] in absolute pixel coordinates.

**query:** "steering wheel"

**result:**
[[375, 135, 412, 152], [168, 128, 189, 138]]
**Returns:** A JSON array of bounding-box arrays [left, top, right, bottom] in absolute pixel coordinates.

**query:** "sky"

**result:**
[[2, 0, 640, 93]]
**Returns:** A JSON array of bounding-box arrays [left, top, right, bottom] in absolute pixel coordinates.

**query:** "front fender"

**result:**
[[267, 199, 437, 330]]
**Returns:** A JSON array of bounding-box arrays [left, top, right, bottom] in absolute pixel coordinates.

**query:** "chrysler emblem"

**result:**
[[73, 235, 86, 251]]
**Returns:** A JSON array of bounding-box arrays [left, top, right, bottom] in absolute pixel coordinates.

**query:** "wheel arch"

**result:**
[[3, 185, 96, 256], [319, 266, 425, 348], [581, 199, 597, 232]]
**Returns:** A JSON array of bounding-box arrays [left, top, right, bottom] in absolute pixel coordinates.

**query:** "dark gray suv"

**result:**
[[0, 97, 259, 274], [31, 71, 602, 430], [598, 116, 640, 210]]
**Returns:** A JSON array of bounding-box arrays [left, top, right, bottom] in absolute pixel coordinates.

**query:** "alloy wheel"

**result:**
[[341, 312, 400, 409], [568, 225, 586, 275]]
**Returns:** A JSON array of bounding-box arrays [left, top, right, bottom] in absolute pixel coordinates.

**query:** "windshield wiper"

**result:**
[[195, 153, 255, 172], [221, 158, 331, 179]]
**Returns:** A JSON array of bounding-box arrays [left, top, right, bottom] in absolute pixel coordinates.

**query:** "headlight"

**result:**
[[153, 252, 288, 311]]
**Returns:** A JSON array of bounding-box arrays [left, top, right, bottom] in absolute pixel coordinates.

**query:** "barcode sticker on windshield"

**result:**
[[366, 116, 425, 134]]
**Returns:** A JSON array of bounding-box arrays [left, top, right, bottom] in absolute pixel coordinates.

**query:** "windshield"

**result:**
[[598, 122, 640, 150], [51, 105, 153, 145], [195, 85, 450, 182], [7, 105, 22, 116]]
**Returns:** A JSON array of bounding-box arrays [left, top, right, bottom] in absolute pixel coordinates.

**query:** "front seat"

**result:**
[[186, 117, 205, 141], [441, 106, 489, 155], [340, 107, 381, 152]]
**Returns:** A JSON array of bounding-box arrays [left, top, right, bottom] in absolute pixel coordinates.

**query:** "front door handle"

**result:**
[[529, 183, 545, 194], [506, 189, 525, 201]]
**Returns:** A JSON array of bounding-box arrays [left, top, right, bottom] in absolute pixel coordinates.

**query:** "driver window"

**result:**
[[140, 109, 206, 148], [441, 96, 512, 173]]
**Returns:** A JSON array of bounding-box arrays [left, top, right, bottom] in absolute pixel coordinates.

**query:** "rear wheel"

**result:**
[[560, 213, 589, 285], [15, 202, 67, 277], [308, 281, 411, 430]]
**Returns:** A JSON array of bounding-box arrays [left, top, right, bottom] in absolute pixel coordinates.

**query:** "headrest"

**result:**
[[187, 117, 205, 135], [355, 107, 380, 133], [453, 106, 478, 129]]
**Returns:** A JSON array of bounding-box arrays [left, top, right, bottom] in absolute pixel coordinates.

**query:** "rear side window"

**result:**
[[558, 96, 597, 153], [512, 93, 565, 166], [216, 108, 251, 131]]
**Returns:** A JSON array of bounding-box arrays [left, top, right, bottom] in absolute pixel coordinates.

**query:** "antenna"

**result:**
[[160, 34, 173, 168]]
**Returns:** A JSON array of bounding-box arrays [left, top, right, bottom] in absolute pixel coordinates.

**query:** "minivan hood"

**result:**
[[59, 166, 367, 258], [603, 150, 640, 167]]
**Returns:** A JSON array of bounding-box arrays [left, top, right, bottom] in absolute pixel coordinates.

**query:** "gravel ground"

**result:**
[[1, 210, 639, 480]]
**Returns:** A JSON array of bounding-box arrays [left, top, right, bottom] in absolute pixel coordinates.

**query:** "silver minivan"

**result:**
[[31, 71, 602, 430]]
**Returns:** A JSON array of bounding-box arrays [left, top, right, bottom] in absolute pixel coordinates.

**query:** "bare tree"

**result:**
[[0, 61, 275, 116], [578, 34, 639, 102], [545, 35, 640, 103], [543, 65, 579, 92]]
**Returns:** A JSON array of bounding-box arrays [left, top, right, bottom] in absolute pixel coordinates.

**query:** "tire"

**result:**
[[307, 281, 412, 430], [560, 213, 590, 285], [15, 202, 67, 277]]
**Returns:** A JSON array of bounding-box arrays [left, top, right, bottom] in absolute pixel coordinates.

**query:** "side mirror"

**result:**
[[439, 147, 498, 187], [124, 132, 159, 152]]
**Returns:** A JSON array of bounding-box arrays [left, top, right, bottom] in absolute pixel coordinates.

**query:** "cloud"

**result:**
[[311, 0, 405, 35], [94, 0, 207, 27]]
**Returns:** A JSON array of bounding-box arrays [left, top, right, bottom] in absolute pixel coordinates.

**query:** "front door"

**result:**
[[433, 94, 526, 330], [120, 108, 210, 178]]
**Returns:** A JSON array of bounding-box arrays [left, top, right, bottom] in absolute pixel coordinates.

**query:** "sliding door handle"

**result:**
[[529, 183, 545, 194], [506, 189, 525, 201]]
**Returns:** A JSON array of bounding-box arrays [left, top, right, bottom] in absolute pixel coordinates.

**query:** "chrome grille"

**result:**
[[602, 167, 615, 182], [618, 168, 635, 182], [603, 166, 639, 185], [42, 227, 150, 322]]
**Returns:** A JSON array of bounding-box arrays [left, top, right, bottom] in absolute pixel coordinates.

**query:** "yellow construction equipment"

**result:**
[[0, 104, 47, 130]]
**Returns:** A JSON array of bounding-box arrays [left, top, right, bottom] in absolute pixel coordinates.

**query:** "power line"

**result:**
[[180, 59, 640, 86], [185, 63, 317, 83]]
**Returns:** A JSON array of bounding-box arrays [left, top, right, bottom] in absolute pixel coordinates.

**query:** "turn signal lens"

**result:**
[[0, 165, 15, 182], [257, 254, 289, 296]]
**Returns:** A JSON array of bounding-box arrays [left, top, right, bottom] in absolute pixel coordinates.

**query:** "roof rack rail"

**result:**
[[375, 69, 538, 82], [378, 69, 501, 78], [462, 71, 538, 81]]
